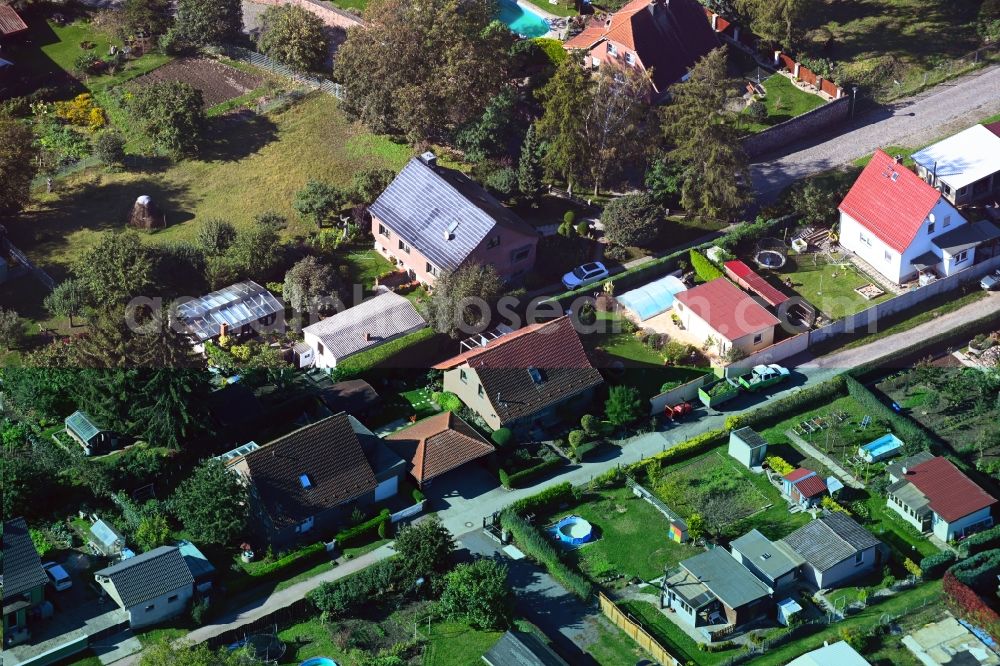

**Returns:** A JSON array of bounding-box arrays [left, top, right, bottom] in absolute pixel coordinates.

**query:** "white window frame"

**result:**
[[625, 51, 635, 65], [859, 232, 872, 247], [954, 250, 969, 264], [607, 43, 617, 56], [398, 239, 410, 254]]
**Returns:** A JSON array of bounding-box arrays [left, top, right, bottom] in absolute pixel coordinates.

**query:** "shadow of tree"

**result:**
[[200, 113, 280, 163]]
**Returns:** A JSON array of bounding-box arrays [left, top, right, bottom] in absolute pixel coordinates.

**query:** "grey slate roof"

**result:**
[[886, 451, 935, 480], [65, 410, 104, 443], [681, 547, 769, 609], [303, 289, 426, 360], [95, 546, 193, 609], [731, 427, 767, 450], [369, 156, 536, 272], [730, 529, 804, 582], [932, 220, 1000, 254], [780, 512, 882, 573], [482, 631, 569, 666], [176, 280, 284, 343], [2, 517, 49, 601]]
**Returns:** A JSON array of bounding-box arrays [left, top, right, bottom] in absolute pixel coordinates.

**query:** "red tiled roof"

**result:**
[[784, 468, 814, 482], [433, 321, 549, 370], [674, 278, 780, 341], [838, 149, 943, 254], [0, 4, 27, 36], [904, 456, 997, 523], [794, 475, 828, 498], [385, 412, 494, 485], [724, 260, 789, 307], [985, 122, 1000, 139]]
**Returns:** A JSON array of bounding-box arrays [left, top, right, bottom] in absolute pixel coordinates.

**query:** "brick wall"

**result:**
[[742, 96, 851, 159]]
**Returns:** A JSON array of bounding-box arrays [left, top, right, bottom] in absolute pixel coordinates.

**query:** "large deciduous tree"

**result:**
[[601, 192, 660, 248], [293, 180, 349, 228], [258, 4, 329, 72], [172, 459, 249, 546], [660, 47, 751, 223], [122, 0, 173, 37], [44, 279, 90, 327], [283, 256, 341, 315], [439, 559, 512, 630], [735, 0, 808, 47], [334, 0, 514, 142], [0, 115, 38, 215], [424, 263, 506, 339], [175, 0, 242, 45], [124, 81, 206, 158], [73, 231, 156, 308], [393, 516, 456, 590], [454, 87, 520, 163]]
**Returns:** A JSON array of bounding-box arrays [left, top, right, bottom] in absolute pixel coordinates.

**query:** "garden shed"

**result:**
[[728, 427, 768, 469], [65, 410, 117, 456]]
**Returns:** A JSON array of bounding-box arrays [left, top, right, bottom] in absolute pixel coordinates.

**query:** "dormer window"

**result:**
[[607, 43, 617, 56]]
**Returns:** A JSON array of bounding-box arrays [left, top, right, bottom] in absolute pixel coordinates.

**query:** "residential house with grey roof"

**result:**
[[662, 547, 771, 635], [301, 288, 427, 370], [730, 529, 804, 594], [482, 630, 569, 666], [779, 512, 885, 589], [369, 153, 538, 285], [2, 517, 49, 645], [94, 546, 194, 629]]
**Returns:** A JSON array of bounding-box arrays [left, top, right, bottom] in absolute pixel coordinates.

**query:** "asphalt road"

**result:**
[[752, 64, 1000, 202]]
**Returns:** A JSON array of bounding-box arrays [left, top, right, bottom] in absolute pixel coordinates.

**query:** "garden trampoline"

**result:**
[[617, 275, 688, 321], [754, 237, 789, 270], [552, 515, 595, 546]]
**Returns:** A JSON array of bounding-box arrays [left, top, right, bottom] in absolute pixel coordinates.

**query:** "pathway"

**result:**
[[785, 430, 864, 489], [752, 64, 1000, 201]]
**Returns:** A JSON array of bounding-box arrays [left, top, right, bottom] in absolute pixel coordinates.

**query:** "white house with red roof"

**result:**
[[836, 149, 993, 286], [563, 0, 718, 102], [673, 278, 781, 357], [886, 454, 996, 542]]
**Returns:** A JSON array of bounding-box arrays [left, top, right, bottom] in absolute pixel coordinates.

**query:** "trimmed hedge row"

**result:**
[[725, 376, 847, 432], [919, 550, 957, 580], [628, 429, 727, 478], [960, 525, 1000, 557], [844, 375, 934, 450], [507, 482, 575, 516], [690, 249, 723, 282], [950, 549, 1000, 591], [500, 511, 593, 600], [335, 508, 391, 548], [505, 457, 565, 489], [229, 542, 328, 595]]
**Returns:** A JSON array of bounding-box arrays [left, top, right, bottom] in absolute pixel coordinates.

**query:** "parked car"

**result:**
[[736, 364, 790, 392], [561, 262, 609, 290], [42, 562, 72, 591], [980, 271, 1000, 291]]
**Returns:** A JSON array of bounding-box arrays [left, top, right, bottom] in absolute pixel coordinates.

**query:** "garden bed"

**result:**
[[126, 57, 265, 107]]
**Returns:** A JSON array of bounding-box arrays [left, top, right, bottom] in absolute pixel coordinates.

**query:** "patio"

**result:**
[[638, 310, 721, 362]]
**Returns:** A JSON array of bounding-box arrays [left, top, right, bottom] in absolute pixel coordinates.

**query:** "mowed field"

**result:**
[[9, 94, 415, 280]]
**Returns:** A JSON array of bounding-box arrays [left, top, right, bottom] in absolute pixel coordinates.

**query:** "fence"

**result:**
[[725, 332, 810, 371], [390, 500, 425, 523], [648, 374, 711, 416], [624, 476, 683, 525], [0, 226, 55, 291], [598, 592, 683, 666], [224, 46, 344, 99], [809, 253, 1000, 345], [879, 43, 1000, 102]]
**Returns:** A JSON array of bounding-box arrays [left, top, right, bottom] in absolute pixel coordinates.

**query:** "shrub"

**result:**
[[629, 430, 726, 478], [507, 458, 564, 488], [575, 220, 589, 237], [377, 519, 389, 539], [190, 598, 211, 625], [747, 100, 767, 122], [434, 391, 464, 412], [491, 427, 514, 448], [309, 558, 398, 618], [568, 429, 587, 448], [689, 249, 723, 283], [499, 468, 511, 488], [766, 455, 795, 475], [580, 414, 599, 434], [94, 130, 126, 167], [335, 508, 391, 548], [943, 570, 1000, 641], [605, 385, 645, 425], [229, 542, 328, 595], [725, 376, 847, 431], [485, 167, 519, 198], [960, 524, 1000, 557], [920, 550, 957, 580], [950, 549, 1000, 591], [563, 210, 576, 225], [411, 488, 425, 503], [506, 482, 574, 516], [574, 440, 600, 461], [54, 93, 106, 130], [499, 512, 593, 600]]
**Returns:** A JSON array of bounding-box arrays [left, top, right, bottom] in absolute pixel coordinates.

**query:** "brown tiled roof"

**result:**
[[242, 414, 377, 528], [0, 5, 27, 37], [899, 456, 996, 523], [385, 411, 494, 485]]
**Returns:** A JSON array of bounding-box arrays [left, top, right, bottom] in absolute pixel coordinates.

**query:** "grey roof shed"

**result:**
[[780, 512, 882, 573], [681, 547, 769, 609]]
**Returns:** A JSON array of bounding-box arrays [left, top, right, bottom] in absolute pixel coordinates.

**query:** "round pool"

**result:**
[[554, 515, 594, 546], [755, 250, 786, 269], [300, 659, 338, 666]]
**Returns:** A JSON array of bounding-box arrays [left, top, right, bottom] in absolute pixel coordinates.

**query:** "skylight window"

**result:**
[[299, 474, 313, 489], [528, 367, 545, 385]]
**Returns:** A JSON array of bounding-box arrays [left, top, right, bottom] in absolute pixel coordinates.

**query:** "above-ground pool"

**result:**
[[859, 433, 904, 463], [498, 0, 551, 37], [553, 515, 594, 546], [300, 659, 338, 666]]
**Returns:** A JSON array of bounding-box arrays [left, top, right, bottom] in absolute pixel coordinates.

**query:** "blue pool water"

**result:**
[[300, 659, 338, 666], [859, 433, 904, 462], [498, 0, 551, 38]]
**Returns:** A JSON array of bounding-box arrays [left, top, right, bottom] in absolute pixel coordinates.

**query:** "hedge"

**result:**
[[507, 457, 565, 488], [335, 328, 439, 378], [725, 376, 847, 431], [500, 511, 593, 600], [335, 508, 391, 547], [507, 482, 575, 516], [491, 427, 513, 447], [690, 249, 723, 282], [844, 376, 934, 450], [628, 429, 727, 478], [950, 548, 1000, 590], [919, 550, 956, 580], [943, 570, 1000, 641], [960, 525, 1000, 557], [229, 542, 328, 595], [573, 440, 601, 461]]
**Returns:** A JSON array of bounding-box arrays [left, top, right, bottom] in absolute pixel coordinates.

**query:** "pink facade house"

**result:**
[[369, 153, 539, 285], [563, 0, 719, 102]]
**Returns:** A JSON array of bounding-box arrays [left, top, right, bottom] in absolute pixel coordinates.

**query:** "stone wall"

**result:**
[[742, 96, 851, 159]]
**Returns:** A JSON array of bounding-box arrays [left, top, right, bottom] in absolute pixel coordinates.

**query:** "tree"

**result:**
[[352, 168, 396, 205], [535, 56, 593, 192], [454, 88, 520, 163], [518, 124, 543, 198], [605, 385, 644, 425], [140, 638, 250, 666], [660, 48, 751, 222], [130, 368, 210, 448], [393, 515, 456, 588], [425, 263, 506, 338], [135, 511, 172, 551], [196, 218, 237, 255], [44, 279, 90, 327], [73, 231, 155, 308], [439, 559, 512, 630], [124, 81, 206, 158], [785, 177, 847, 227], [334, 0, 514, 142], [0, 115, 38, 214], [94, 130, 127, 169], [226, 222, 281, 279], [0, 308, 21, 351], [258, 4, 329, 72], [175, 0, 242, 45], [602, 193, 660, 248], [123, 0, 173, 37], [735, 0, 808, 47], [293, 180, 349, 228], [172, 460, 249, 546], [485, 167, 519, 199], [283, 256, 340, 315]]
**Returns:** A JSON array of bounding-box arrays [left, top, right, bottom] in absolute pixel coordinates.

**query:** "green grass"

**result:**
[[521, 0, 578, 18], [424, 620, 504, 666], [540, 486, 700, 582], [618, 600, 741, 666], [652, 452, 772, 527], [586, 615, 652, 666], [770, 253, 889, 319], [739, 74, 826, 133], [340, 537, 390, 561], [278, 617, 346, 664], [853, 145, 916, 168]]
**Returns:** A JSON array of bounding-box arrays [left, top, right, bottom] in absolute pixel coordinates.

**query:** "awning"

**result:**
[[932, 220, 1000, 255], [911, 251, 940, 271]]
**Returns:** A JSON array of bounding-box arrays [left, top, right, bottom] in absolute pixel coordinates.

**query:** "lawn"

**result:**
[[768, 252, 889, 319], [539, 486, 700, 583], [12, 94, 415, 280], [618, 600, 742, 666], [738, 73, 826, 134], [423, 620, 504, 666]]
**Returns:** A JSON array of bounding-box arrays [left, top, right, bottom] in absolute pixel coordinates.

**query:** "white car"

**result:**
[[42, 562, 72, 591], [561, 262, 609, 290]]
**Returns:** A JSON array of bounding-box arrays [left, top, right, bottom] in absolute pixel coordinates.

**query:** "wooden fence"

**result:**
[[598, 592, 682, 666]]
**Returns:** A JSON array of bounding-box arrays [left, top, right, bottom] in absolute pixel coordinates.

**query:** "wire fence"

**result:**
[[222, 46, 345, 99], [878, 43, 1000, 103]]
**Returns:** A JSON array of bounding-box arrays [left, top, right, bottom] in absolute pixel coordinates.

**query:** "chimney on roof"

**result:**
[[220, 322, 229, 338], [893, 154, 903, 164], [419, 151, 437, 167], [365, 332, 373, 342]]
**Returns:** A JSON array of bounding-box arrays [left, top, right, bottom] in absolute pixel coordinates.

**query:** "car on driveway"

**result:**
[[42, 562, 72, 591], [980, 271, 1000, 291], [561, 262, 609, 290]]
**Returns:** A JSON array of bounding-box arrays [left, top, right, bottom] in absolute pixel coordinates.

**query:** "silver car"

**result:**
[[980, 271, 1000, 291]]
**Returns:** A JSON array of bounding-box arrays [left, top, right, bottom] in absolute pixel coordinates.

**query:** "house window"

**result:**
[[859, 232, 872, 247], [927, 221, 935, 234], [398, 239, 410, 254], [511, 245, 531, 263], [487, 235, 501, 249], [459, 369, 468, 383], [625, 52, 635, 65], [317, 342, 325, 356], [854, 551, 864, 566], [426, 262, 437, 276], [145, 604, 155, 612], [884, 250, 892, 263], [607, 43, 617, 56], [944, 215, 952, 227], [478, 384, 485, 397], [954, 250, 969, 264], [753, 333, 763, 344], [943, 184, 952, 195], [378, 223, 390, 238], [168, 595, 179, 603]]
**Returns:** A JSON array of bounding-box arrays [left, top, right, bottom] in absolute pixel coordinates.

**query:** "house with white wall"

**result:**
[[837, 150, 1000, 286], [779, 512, 885, 589], [673, 278, 780, 357], [886, 455, 996, 542], [911, 122, 1000, 206], [94, 546, 194, 629]]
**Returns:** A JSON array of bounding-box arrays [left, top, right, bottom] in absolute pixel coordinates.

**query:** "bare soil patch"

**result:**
[[128, 57, 264, 107]]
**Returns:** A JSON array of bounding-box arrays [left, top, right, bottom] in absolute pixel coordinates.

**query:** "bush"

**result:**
[[920, 550, 957, 580], [485, 167, 519, 198], [943, 570, 1000, 641], [747, 100, 767, 122], [309, 558, 397, 618], [491, 427, 514, 448], [960, 525, 1000, 557], [228, 542, 328, 595], [563, 210, 575, 225], [581, 414, 599, 434], [506, 482, 574, 516], [568, 429, 587, 448], [411, 488, 425, 503], [190, 598, 211, 625], [573, 440, 600, 461], [377, 519, 389, 539], [630, 430, 726, 478], [575, 220, 589, 237], [766, 455, 795, 476], [950, 549, 1000, 591], [335, 508, 392, 548], [689, 249, 723, 283], [506, 458, 564, 488], [602, 192, 660, 247], [605, 385, 645, 425], [434, 391, 464, 412], [499, 468, 511, 488], [94, 130, 126, 168], [500, 512, 593, 600]]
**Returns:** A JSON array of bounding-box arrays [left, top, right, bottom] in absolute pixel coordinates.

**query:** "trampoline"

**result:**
[[754, 237, 789, 270], [617, 275, 688, 321], [553, 516, 594, 546]]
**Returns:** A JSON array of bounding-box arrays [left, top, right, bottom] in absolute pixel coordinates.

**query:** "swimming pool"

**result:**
[[858, 433, 904, 463], [498, 0, 550, 38], [299, 658, 338, 666]]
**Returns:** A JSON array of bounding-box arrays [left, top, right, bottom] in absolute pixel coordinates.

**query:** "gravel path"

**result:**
[[752, 64, 1000, 201]]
